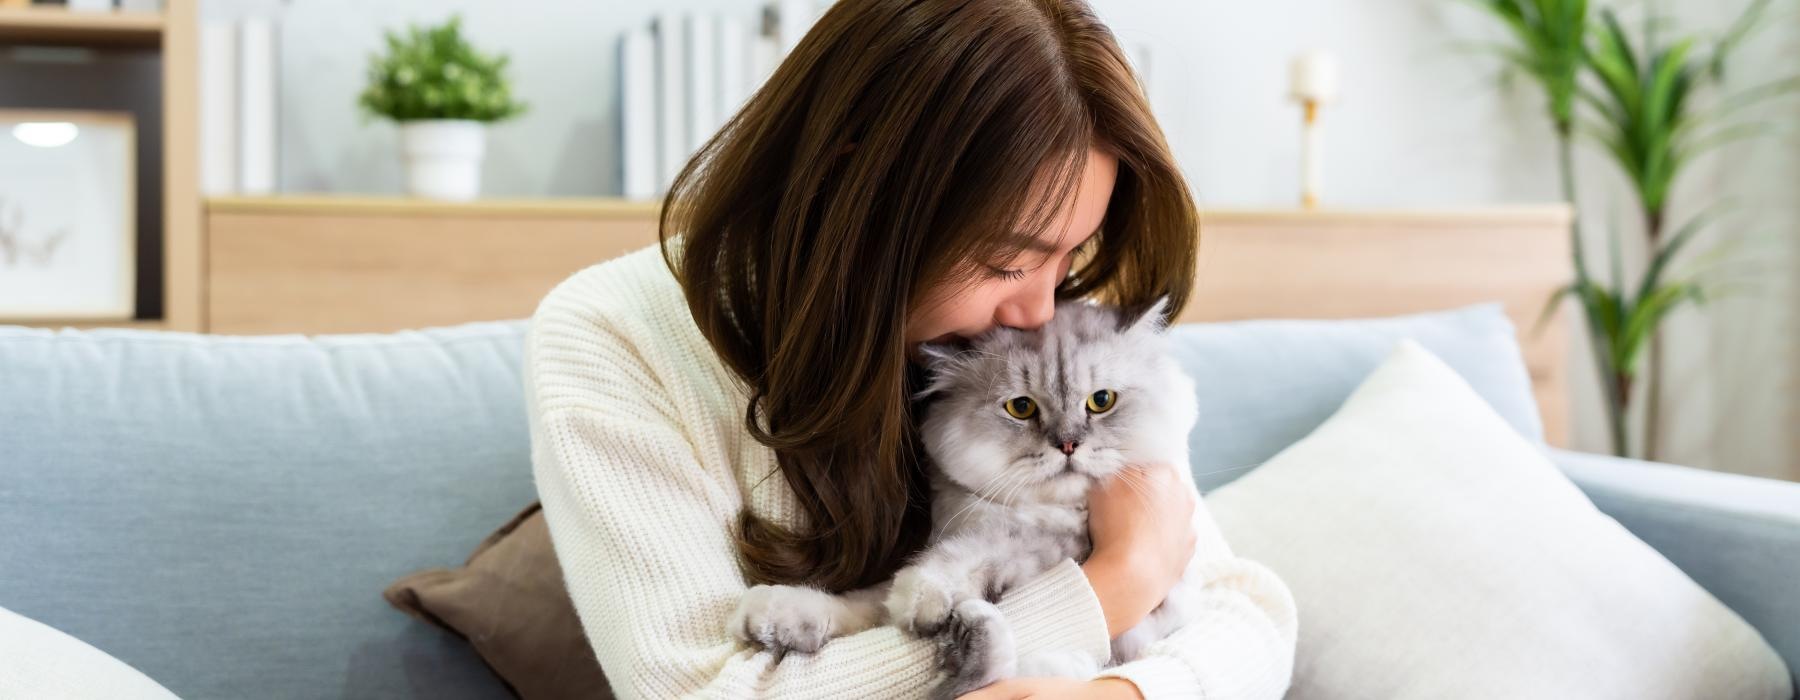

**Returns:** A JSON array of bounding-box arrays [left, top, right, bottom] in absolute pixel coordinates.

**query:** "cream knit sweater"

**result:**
[[523, 243, 1299, 699]]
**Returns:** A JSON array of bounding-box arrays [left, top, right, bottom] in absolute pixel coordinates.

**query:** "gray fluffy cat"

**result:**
[[728, 297, 1207, 698]]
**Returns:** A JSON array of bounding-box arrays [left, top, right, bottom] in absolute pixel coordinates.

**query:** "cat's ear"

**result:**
[[915, 341, 961, 367], [908, 342, 961, 401], [1118, 295, 1173, 335], [912, 376, 953, 402]]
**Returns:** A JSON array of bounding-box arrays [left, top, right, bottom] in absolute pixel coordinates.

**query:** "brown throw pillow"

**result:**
[[384, 501, 613, 700]]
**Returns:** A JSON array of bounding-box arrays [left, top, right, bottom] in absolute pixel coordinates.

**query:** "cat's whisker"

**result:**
[[993, 469, 1026, 510], [945, 478, 1008, 532], [943, 469, 1017, 532], [953, 470, 1021, 533], [968, 467, 1013, 501], [998, 463, 1037, 509], [1116, 469, 1154, 506], [940, 502, 979, 533]]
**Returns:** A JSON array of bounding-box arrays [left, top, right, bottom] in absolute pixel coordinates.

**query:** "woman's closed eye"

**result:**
[[987, 230, 1098, 282], [988, 266, 1030, 281]]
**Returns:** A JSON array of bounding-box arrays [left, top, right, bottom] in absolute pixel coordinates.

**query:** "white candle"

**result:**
[[1289, 50, 1339, 103], [1288, 50, 1337, 208]]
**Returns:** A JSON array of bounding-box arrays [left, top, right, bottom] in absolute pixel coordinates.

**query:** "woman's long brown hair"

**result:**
[[659, 0, 1199, 593]]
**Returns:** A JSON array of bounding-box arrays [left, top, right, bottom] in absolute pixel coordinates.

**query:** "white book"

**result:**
[[237, 18, 278, 195], [199, 19, 237, 196], [653, 10, 688, 190], [716, 15, 748, 125], [685, 13, 717, 152], [619, 26, 658, 201]]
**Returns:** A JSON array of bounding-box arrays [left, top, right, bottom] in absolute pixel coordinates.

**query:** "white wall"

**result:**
[[205, 0, 776, 196], [212, 0, 1798, 478], [208, 0, 1569, 203]]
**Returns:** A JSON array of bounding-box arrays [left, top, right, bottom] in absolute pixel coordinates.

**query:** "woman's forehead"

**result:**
[[1014, 148, 1116, 248]]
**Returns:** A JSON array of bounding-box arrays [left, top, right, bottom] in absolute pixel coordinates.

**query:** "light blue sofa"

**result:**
[[2, 303, 1795, 698]]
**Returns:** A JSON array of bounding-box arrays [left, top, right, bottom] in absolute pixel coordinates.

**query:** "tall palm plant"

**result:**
[[1467, 0, 1797, 459], [1579, 1, 1798, 459]]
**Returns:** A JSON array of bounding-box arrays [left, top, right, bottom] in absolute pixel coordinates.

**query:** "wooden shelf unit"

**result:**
[[0, 0, 201, 332], [0, 5, 165, 47]]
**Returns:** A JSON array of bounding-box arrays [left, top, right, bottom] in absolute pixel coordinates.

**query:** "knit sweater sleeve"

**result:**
[[522, 260, 1113, 699], [1091, 497, 1300, 700]]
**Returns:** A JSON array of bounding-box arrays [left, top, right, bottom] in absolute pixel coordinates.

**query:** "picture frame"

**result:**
[[0, 109, 137, 322]]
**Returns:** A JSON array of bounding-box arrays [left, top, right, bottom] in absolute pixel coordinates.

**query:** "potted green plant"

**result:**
[[357, 14, 528, 200]]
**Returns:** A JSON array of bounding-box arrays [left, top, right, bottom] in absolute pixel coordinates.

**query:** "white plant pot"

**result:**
[[399, 119, 486, 201]]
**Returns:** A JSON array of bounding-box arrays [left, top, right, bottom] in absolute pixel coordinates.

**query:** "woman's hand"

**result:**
[[957, 677, 1144, 699], [1080, 461, 1197, 637]]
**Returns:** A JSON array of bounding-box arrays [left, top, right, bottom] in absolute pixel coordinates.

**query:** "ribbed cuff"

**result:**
[[1095, 655, 1200, 700], [1095, 585, 1297, 700], [993, 558, 1113, 667]]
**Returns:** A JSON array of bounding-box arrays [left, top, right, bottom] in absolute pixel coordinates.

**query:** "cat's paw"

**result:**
[[931, 599, 1017, 700], [885, 566, 967, 637], [727, 584, 838, 657]]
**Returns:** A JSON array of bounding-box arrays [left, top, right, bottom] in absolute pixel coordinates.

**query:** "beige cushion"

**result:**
[[1206, 339, 1792, 699], [0, 604, 180, 700]]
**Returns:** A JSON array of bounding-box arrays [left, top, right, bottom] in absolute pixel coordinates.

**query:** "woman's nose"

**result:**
[[994, 279, 1056, 330]]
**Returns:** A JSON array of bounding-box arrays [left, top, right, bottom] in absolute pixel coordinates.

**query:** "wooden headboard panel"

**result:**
[[1177, 207, 1573, 446], [205, 197, 1572, 445]]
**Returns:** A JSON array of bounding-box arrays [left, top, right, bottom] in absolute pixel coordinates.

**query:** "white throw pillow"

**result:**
[[1206, 338, 1792, 699], [0, 605, 180, 700]]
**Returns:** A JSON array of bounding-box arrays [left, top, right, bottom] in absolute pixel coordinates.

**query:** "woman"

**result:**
[[523, 1, 1297, 697]]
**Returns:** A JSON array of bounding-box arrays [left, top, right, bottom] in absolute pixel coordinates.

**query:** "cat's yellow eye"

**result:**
[[1003, 396, 1038, 420], [1086, 389, 1118, 414]]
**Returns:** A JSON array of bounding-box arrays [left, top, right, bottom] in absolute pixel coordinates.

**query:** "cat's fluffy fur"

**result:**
[[728, 298, 1206, 698]]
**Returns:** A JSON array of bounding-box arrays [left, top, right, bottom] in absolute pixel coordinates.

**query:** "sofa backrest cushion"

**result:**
[[1165, 301, 1543, 492], [0, 320, 533, 699]]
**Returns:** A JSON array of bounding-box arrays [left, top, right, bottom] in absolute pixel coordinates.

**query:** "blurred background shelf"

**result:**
[[202, 195, 664, 338], [0, 0, 199, 333], [0, 6, 165, 48], [206, 194, 661, 218]]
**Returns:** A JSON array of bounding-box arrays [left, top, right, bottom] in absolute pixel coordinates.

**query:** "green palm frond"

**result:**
[[1707, 0, 1776, 79], [1634, 198, 1733, 303], [1532, 282, 1580, 339], [1681, 75, 1800, 128], [1582, 9, 1700, 216], [1616, 278, 1706, 374], [1462, 0, 1591, 132], [1544, 273, 1706, 381], [1678, 120, 1790, 166], [1581, 4, 1800, 223]]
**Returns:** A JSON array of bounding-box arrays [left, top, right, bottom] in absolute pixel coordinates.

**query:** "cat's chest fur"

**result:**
[[929, 487, 1093, 564]]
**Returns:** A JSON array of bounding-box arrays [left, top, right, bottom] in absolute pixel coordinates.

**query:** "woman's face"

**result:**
[[905, 146, 1118, 356]]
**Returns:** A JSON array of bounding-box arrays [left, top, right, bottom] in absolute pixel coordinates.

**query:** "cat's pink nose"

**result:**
[[1060, 440, 1079, 455]]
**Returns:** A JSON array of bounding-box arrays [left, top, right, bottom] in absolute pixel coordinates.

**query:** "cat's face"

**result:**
[[916, 298, 1198, 506]]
